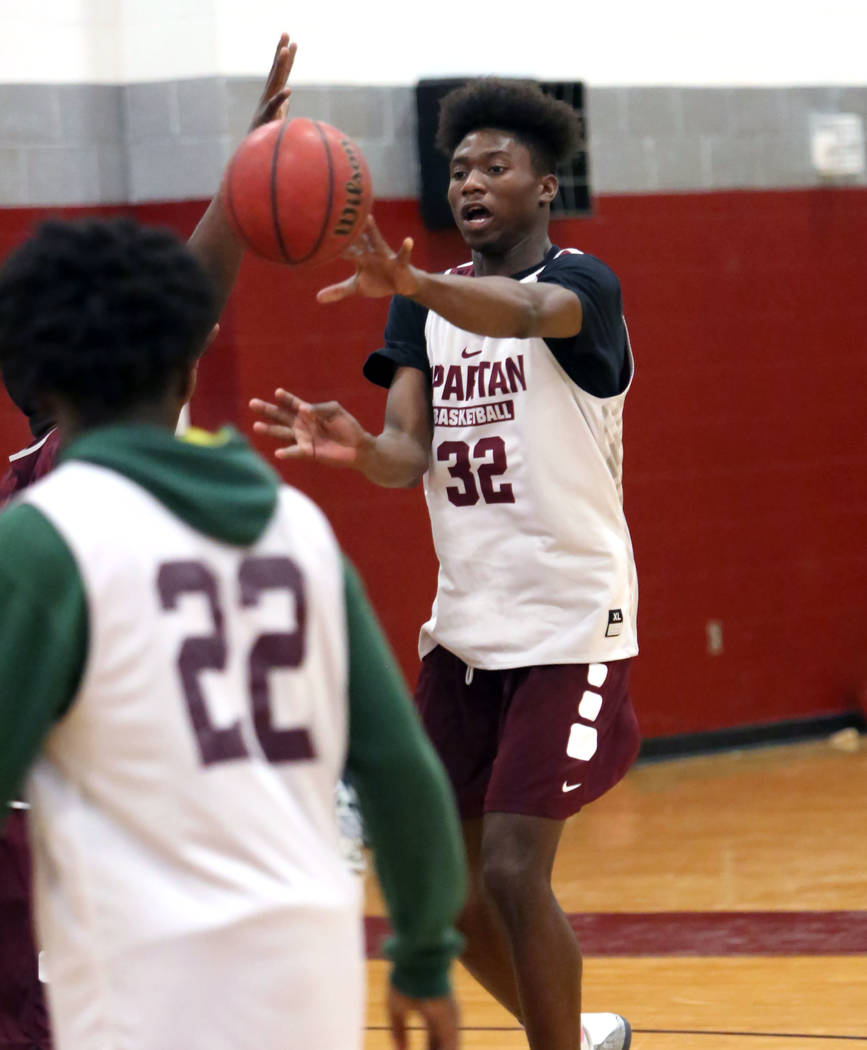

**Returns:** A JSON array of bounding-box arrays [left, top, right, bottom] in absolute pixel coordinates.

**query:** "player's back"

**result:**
[[19, 431, 362, 1050]]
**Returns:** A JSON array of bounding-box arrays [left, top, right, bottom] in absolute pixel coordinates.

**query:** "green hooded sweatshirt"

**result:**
[[0, 423, 465, 999]]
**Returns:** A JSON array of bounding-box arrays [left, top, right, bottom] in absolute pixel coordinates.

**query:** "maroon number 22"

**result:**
[[157, 556, 315, 766]]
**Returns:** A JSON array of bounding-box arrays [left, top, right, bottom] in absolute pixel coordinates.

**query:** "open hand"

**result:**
[[250, 389, 372, 468], [317, 216, 422, 303], [387, 987, 460, 1050], [248, 33, 298, 131]]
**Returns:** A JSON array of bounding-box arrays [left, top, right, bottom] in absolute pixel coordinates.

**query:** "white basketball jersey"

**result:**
[[420, 253, 639, 669], [22, 463, 362, 1050]]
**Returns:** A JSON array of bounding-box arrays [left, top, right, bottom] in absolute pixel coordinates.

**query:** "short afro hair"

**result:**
[[435, 78, 581, 173], [0, 217, 215, 425]]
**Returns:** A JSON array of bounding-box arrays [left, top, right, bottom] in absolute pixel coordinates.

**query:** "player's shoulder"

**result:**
[[0, 497, 77, 592], [445, 260, 475, 277], [276, 481, 330, 523], [0, 427, 61, 503], [271, 485, 345, 592], [543, 247, 620, 283], [274, 484, 339, 547], [540, 248, 623, 309]]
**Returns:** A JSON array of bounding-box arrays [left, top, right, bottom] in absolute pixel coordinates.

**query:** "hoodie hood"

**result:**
[[60, 423, 279, 547]]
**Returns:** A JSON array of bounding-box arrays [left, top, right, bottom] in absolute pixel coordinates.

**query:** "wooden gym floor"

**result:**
[[362, 736, 867, 1049]]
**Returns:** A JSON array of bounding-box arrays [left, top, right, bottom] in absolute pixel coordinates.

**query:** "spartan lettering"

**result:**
[[431, 355, 527, 402]]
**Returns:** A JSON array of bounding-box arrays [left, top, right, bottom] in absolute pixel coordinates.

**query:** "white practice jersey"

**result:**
[[419, 250, 639, 669], [22, 463, 362, 1050]]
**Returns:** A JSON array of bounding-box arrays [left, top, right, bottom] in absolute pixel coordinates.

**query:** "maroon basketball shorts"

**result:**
[[415, 647, 641, 821], [0, 809, 52, 1048]]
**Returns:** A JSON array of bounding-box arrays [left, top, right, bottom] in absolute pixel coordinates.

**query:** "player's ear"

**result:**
[[183, 362, 198, 405], [539, 174, 558, 206]]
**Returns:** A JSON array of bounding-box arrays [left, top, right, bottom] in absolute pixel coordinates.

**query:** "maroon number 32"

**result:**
[[436, 436, 515, 507]]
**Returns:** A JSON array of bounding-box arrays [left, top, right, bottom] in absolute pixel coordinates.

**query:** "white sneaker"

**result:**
[[581, 1012, 631, 1050]]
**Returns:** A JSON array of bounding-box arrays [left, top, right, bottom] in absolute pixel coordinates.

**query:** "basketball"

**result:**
[[221, 117, 372, 266]]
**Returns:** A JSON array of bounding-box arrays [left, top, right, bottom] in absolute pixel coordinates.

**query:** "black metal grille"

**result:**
[[539, 80, 591, 216]]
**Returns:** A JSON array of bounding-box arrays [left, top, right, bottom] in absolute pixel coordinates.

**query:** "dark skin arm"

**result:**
[[17, 40, 294, 440], [318, 215, 583, 339], [250, 365, 431, 488], [187, 33, 296, 317]]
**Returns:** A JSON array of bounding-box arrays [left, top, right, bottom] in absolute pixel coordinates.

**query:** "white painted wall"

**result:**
[[0, 0, 865, 85]]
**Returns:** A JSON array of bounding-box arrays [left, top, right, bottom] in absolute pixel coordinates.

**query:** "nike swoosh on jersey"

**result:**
[[461, 348, 483, 358], [561, 780, 582, 793]]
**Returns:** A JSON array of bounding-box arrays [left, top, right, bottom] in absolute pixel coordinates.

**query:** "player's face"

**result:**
[[447, 130, 554, 253]]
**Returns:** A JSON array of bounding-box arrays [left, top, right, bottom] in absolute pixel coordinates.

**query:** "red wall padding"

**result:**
[[2, 189, 865, 737]]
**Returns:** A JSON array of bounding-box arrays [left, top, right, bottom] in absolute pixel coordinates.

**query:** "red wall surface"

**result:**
[[2, 189, 865, 738]]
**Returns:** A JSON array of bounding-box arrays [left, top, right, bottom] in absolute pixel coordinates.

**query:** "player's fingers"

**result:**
[[252, 420, 296, 443], [316, 276, 358, 303], [249, 397, 295, 424], [275, 444, 311, 460], [397, 236, 414, 265], [284, 39, 298, 78], [273, 389, 309, 414], [271, 41, 296, 95], [306, 400, 347, 423], [266, 33, 290, 87], [272, 32, 290, 66], [261, 87, 292, 123], [248, 397, 282, 419], [366, 215, 393, 255], [343, 240, 366, 260]]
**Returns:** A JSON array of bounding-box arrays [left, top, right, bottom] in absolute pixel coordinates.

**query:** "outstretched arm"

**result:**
[[250, 364, 431, 488], [187, 33, 297, 317], [318, 215, 583, 339]]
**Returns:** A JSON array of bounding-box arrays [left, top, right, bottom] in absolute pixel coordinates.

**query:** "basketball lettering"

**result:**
[[333, 138, 366, 237]]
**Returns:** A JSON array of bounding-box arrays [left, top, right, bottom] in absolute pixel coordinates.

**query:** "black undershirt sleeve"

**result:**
[[538, 252, 630, 398], [363, 295, 431, 388]]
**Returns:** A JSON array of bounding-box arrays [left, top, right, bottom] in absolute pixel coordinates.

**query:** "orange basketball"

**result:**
[[221, 117, 372, 266]]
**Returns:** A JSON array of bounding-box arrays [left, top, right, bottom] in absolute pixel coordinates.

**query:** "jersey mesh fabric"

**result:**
[[364, 249, 638, 668]]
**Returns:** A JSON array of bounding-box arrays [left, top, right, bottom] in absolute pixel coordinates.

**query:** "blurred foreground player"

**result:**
[[0, 217, 465, 1050], [253, 78, 639, 1050], [0, 34, 299, 1050]]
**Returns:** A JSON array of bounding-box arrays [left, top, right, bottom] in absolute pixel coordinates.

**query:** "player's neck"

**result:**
[[49, 400, 184, 449], [470, 230, 552, 278]]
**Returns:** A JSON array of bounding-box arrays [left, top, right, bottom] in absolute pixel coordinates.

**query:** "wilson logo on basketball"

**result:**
[[334, 139, 366, 237]]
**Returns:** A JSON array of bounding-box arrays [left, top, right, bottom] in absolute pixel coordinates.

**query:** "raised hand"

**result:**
[[249, 33, 297, 131], [386, 987, 460, 1050], [188, 34, 298, 314], [250, 389, 373, 469], [317, 215, 422, 303]]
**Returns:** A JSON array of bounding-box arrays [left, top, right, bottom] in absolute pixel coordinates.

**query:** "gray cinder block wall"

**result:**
[[0, 82, 865, 206]]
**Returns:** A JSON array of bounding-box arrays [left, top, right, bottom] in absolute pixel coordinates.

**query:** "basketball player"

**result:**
[[0, 216, 466, 1050], [251, 78, 639, 1050], [0, 35, 298, 1050]]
